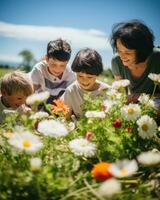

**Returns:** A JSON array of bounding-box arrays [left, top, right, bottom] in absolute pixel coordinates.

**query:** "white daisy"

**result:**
[[98, 178, 121, 197], [147, 99, 156, 108], [112, 79, 130, 90], [30, 111, 49, 120], [136, 115, 157, 139], [37, 119, 68, 137], [138, 94, 155, 108], [103, 99, 117, 113], [121, 103, 141, 121], [137, 151, 160, 166], [138, 93, 150, 103], [30, 157, 42, 171], [109, 159, 138, 178], [8, 131, 43, 153], [106, 88, 122, 99], [85, 111, 106, 118], [148, 73, 160, 84], [26, 91, 50, 106], [69, 138, 96, 157]]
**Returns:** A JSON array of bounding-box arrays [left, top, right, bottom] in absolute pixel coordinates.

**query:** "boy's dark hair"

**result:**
[[71, 48, 103, 75], [110, 19, 154, 63], [47, 38, 71, 61]]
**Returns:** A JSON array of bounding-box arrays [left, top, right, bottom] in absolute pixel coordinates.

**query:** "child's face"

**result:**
[[77, 72, 97, 91], [46, 57, 68, 78], [2, 91, 28, 109]]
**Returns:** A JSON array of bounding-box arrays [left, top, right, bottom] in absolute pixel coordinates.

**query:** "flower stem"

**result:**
[[83, 178, 104, 200], [151, 83, 157, 98]]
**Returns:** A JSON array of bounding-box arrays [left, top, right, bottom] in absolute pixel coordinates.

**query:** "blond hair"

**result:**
[[0, 70, 33, 96]]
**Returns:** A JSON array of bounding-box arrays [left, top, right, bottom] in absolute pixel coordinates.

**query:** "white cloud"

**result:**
[[0, 54, 22, 63], [0, 21, 111, 50]]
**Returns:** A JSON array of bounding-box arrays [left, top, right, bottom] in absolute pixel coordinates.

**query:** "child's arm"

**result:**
[[29, 65, 44, 92], [65, 108, 72, 120], [34, 84, 41, 91]]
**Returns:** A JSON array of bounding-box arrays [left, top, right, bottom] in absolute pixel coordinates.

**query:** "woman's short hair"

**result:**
[[71, 48, 103, 75], [1, 70, 33, 96], [110, 19, 154, 63]]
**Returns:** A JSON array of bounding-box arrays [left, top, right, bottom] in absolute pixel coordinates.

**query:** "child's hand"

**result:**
[[17, 105, 32, 115]]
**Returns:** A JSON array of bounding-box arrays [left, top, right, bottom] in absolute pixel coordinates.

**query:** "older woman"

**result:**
[[110, 19, 160, 97]]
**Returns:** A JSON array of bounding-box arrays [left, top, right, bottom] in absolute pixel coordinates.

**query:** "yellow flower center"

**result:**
[[120, 168, 128, 176], [128, 108, 134, 114], [23, 140, 31, 148], [142, 124, 148, 131]]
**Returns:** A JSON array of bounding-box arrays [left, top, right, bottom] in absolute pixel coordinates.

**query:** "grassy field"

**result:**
[[0, 67, 114, 88], [0, 68, 15, 79]]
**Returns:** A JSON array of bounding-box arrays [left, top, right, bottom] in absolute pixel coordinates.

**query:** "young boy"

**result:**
[[61, 48, 110, 119], [0, 70, 33, 123], [29, 38, 76, 104]]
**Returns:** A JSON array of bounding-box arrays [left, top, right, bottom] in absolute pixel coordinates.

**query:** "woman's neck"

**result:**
[[129, 59, 148, 79]]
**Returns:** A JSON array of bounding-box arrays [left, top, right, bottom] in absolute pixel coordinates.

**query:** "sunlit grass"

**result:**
[[0, 68, 15, 78]]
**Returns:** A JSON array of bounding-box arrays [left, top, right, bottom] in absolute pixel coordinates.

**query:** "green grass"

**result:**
[[0, 68, 15, 79]]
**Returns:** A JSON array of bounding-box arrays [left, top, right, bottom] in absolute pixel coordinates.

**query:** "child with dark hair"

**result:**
[[61, 48, 110, 119], [29, 38, 75, 104], [110, 19, 160, 96]]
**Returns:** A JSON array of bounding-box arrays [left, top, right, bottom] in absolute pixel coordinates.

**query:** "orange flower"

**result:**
[[92, 162, 112, 181], [51, 99, 69, 115]]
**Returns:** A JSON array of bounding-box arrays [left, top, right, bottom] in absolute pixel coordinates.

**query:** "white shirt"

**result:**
[[61, 80, 110, 118], [29, 61, 76, 98]]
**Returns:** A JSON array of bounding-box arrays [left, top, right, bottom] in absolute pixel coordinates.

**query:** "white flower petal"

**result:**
[[137, 151, 160, 166], [8, 131, 43, 153], [109, 159, 138, 178], [137, 115, 157, 139], [26, 91, 50, 105], [38, 119, 68, 137], [85, 111, 106, 118], [69, 138, 96, 157], [98, 178, 121, 197], [121, 103, 141, 121]]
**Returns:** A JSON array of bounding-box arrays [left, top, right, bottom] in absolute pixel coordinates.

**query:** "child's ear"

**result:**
[[1, 90, 7, 96], [45, 55, 49, 62]]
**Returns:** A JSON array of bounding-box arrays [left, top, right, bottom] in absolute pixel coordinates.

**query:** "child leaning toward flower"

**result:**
[[61, 48, 110, 119], [0, 70, 33, 123], [29, 39, 76, 104]]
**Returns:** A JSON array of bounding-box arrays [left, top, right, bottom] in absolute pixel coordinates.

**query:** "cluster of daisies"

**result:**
[[1, 72, 160, 198]]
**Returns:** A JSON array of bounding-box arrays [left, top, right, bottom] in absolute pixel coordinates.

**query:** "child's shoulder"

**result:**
[[34, 60, 47, 70], [64, 80, 78, 92]]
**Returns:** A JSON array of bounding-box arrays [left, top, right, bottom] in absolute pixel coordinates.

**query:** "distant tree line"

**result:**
[[0, 49, 36, 73], [0, 64, 12, 69]]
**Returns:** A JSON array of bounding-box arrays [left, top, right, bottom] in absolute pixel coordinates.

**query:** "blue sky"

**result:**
[[0, 0, 160, 69]]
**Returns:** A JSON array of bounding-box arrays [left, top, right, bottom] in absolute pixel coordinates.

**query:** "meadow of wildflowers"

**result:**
[[0, 75, 160, 200]]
